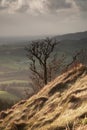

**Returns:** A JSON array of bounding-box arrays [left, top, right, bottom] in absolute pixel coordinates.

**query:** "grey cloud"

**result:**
[[0, 6, 7, 10], [16, 5, 29, 13], [0, 0, 87, 14], [0, 0, 2, 3], [45, 0, 72, 12], [15, 1, 29, 13], [74, 0, 87, 11], [0, 0, 31, 13], [0, 0, 73, 13], [0, 0, 18, 11], [0, 0, 18, 6]]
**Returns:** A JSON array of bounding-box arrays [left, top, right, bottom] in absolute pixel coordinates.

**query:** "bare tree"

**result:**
[[25, 37, 64, 92], [65, 49, 87, 71], [47, 53, 65, 81]]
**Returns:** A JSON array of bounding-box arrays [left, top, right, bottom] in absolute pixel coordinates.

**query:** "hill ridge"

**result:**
[[0, 64, 87, 130]]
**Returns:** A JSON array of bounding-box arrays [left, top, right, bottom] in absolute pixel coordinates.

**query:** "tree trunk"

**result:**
[[44, 62, 47, 85]]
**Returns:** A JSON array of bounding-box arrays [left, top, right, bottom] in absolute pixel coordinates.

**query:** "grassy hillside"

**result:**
[[0, 64, 87, 130]]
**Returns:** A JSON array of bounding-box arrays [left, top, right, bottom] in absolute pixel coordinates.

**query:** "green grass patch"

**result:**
[[0, 80, 29, 85], [0, 91, 20, 102]]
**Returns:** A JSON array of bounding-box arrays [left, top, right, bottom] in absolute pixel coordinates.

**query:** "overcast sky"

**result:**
[[0, 0, 87, 37]]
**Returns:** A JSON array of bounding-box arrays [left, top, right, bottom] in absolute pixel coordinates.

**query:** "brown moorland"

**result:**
[[0, 64, 87, 130]]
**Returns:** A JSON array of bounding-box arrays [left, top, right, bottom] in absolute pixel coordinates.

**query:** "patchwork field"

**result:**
[[0, 43, 34, 106]]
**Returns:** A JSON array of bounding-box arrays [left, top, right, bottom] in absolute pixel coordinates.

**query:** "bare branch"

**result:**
[[25, 37, 62, 94]]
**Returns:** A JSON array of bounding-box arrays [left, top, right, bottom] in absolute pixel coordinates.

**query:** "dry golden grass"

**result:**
[[0, 64, 87, 130]]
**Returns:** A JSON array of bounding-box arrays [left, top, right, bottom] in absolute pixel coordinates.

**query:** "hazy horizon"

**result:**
[[0, 31, 86, 38]]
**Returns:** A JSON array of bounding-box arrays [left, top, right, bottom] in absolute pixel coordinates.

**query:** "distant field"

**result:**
[[0, 80, 30, 85], [0, 90, 20, 111], [0, 91, 20, 102], [0, 44, 33, 110], [0, 44, 33, 99], [0, 79, 33, 98], [0, 44, 28, 71]]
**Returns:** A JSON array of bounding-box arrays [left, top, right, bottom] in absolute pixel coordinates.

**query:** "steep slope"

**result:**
[[0, 64, 87, 130]]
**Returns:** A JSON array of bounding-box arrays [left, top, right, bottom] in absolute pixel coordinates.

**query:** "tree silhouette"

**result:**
[[25, 38, 64, 91]]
